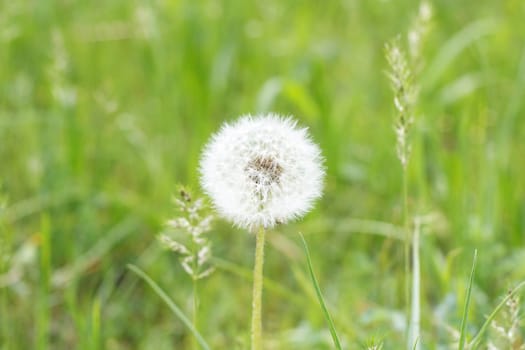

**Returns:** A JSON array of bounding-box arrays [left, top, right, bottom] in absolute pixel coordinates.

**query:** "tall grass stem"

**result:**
[[251, 227, 266, 350], [37, 214, 51, 350], [193, 277, 199, 350], [458, 249, 477, 350], [0, 209, 10, 347], [403, 168, 410, 339], [408, 219, 420, 350], [90, 299, 101, 350]]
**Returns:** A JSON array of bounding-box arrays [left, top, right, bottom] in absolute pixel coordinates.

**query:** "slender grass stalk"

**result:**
[[408, 219, 421, 350], [127, 264, 211, 350], [0, 278, 7, 348], [458, 249, 477, 350], [158, 189, 215, 349], [299, 233, 343, 350], [0, 201, 10, 348], [90, 298, 101, 350], [37, 214, 51, 350], [251, 227, 266, 350], [469, 280, 525, 349], [385, 39, 414, 347], [403, 166, 411, 335], [192, 228, 199, 350], [386, 6, 433, 346], [192, 277, 199, 350]]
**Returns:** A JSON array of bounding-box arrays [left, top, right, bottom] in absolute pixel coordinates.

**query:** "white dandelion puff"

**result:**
[[199, 113, 324, 231]]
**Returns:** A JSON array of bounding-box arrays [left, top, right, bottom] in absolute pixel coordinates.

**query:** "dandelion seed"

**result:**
[[199, 114, 324, 231]]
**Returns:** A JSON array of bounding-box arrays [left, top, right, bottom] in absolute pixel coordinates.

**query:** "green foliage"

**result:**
[[459, 249, 477, 350], [1, 0, 525, 348], [127, 264, 210, 350], [300, 233, 342, 350]]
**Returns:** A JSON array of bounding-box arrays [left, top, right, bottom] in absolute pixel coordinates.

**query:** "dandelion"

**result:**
[[200, 114, 324, 231], [199, 114, 324, 350]]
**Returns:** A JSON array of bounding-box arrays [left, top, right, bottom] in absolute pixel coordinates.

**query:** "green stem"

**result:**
[[0, 214, 9, 348], [458, 249, 478, 350], [0, 283, 7, 348], [251, 227, 266, 350], [402, 165, 411, 346], [90, 299, 101, 350], [191, 235, 199, 350], [193, 277, 199, 350], [408, 219, 420, 350], [37, 214, 51, 350]]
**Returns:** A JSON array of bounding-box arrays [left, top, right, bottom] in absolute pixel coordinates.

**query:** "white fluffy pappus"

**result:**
[[199, 114, 325, 231]]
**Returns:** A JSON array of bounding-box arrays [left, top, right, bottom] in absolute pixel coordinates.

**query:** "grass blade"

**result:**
[[458, 249, 477, 350], [424, 19, 498, 91], [127, 264, 211, 350], [90, 298, 101, 350], [299, 233, 343, 350], [468, 280, 525, 349]]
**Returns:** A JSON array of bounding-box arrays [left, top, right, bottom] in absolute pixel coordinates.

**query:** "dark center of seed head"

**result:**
[[245, 156, 283, 186]]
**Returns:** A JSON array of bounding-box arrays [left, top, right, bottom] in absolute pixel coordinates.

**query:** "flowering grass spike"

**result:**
[[158, 189, 215, 280], [200, 114, 324, 231]]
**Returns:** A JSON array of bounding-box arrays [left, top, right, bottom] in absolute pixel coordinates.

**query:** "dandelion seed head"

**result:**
[[200, 114, 324, 231]]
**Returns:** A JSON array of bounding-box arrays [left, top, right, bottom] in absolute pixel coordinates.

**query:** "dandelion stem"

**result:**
[[251, 227, 266, 350]]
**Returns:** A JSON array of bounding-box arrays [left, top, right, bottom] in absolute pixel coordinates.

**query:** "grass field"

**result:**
[[1, 0, 525, 349]]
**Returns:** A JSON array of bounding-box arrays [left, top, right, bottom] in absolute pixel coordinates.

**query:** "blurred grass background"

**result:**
[[1, 0, 525, 348]]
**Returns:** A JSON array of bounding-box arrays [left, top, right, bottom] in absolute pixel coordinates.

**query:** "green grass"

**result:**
[[458, 249, 477, 350], [299, 233, 342, 350], [127, 264, 211, 350], [1, 0, 525, 348]]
